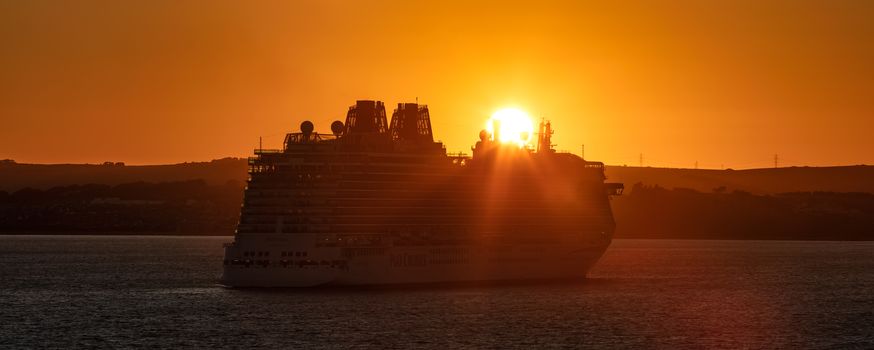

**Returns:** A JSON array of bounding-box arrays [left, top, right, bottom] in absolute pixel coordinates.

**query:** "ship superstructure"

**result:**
[[221, 100, 622, 287]]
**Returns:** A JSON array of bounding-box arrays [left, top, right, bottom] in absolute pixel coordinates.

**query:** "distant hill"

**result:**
[[0, 158, 248, 192], [611, 184, 874, 240], [604, 165, 874, 194], [1, 158, 872, 194]]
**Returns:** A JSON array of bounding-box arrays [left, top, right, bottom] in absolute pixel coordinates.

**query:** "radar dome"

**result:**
[[331, 120, 344, 136], [300, 121, 314, 135]]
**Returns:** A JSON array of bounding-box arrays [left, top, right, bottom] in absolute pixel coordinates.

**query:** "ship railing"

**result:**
[[448, 152, 470, 166], [584, 161, 604, 169], [254, 149, 282, 155], [284, 132, 338, 147]]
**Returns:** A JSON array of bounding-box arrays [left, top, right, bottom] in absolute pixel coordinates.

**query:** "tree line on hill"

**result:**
[[0, 180, 243, 234], [612, 183, 874, 240], [1, 180, 872, 240]]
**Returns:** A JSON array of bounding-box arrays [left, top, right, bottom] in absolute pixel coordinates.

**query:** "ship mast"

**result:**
[[536, 118, 554, 153]]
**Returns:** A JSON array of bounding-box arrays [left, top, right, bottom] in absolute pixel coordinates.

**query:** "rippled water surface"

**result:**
[[1, 236, 872, 348]]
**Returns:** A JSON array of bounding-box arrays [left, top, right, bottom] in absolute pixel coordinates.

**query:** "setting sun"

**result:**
[[486, 108, 535, 147]]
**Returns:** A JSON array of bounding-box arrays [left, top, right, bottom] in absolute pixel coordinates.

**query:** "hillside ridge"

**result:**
[[2, 158, 872, 194]]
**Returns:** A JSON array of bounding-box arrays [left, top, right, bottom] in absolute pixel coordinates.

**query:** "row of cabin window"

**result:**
[[281, 251, 308, 257], [243, 251, 269, 257], [243, 251, 308, 257]]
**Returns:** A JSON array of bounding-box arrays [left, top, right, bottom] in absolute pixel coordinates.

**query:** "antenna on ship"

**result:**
[[259, 136, 262, 153]]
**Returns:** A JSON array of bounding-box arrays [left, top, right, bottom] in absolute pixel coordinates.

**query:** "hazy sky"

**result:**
[[2, 0, 872, 167]]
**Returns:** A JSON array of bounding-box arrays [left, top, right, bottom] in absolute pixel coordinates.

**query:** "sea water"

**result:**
[[1, 236, 872, 348]]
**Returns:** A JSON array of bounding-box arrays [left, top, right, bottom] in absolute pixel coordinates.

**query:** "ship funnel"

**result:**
[[344, 100, 389, 135], [389, 103, 434, 142]]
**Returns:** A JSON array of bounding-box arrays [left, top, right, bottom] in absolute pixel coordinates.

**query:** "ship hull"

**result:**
[[220, 233, 611, 287]]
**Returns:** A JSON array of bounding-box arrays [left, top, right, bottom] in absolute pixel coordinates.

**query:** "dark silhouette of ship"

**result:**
[[221, 100, 623, 287]]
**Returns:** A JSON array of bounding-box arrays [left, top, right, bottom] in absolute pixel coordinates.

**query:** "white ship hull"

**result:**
[[220, 233, 610, 287]]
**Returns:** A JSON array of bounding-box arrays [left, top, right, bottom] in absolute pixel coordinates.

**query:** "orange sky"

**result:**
[[1, 1, 872, 168]]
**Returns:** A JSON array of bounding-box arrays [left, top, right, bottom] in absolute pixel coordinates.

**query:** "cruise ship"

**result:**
[[220, 100, 623, 287]]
